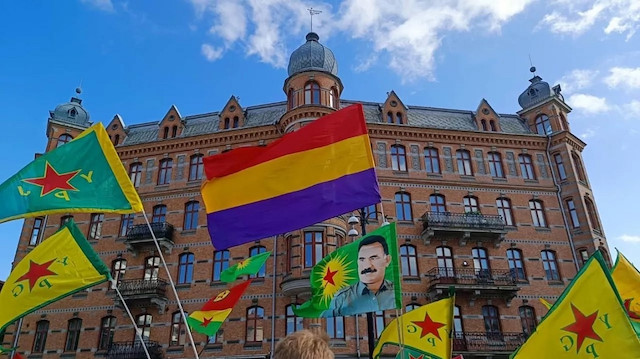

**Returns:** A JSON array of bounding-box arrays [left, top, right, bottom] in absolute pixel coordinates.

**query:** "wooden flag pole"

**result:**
[[113, 280, 153, 359]]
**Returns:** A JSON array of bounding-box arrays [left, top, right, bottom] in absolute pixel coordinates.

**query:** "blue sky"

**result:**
[[1, 0, 639, 279]]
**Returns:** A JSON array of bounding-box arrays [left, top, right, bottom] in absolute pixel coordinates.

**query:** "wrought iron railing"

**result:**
[[107, 340, 163, 359], [117, 279, 168, 297], [422, 212, 506, 231], [287, 87, 339, 111], [126, 222, 174, 242], [427, 267, 517, 287], [453, 332, 526, 352]]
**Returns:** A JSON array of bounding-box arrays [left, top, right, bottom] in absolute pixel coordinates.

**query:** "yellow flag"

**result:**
[[0, 220, 110, 331], [611, 251, 640, 333], [373, 296, 453, 359], [511, 252, 640, 358], [539, 298, 553, 310]]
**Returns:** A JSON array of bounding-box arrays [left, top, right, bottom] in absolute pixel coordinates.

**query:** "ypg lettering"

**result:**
[[20, 161, 94, 201], [559, 304, 612, 358]]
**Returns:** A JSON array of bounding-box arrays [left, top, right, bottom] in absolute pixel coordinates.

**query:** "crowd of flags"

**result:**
[[0, 104, 639, 358]]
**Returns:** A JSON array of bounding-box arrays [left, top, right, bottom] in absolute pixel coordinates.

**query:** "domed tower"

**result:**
[[280, 32, 344, 133], [45, 88, 91, 152], [517, 67, 571, 135]]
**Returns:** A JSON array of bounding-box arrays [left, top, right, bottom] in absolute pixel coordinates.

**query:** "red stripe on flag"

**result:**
[[201, 279, 253, 311]]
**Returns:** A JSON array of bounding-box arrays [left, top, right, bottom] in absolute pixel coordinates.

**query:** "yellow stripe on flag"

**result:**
[[189, 308, 233, 322]]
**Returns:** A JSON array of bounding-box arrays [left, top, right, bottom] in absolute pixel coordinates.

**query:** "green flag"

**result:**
[[293, 223, 401, 318], [0, 123, 142, 223], [220, 251, 271, 283], [395, 347, 441, 359]]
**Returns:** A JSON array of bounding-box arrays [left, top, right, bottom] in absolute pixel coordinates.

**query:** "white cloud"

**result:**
[[619, 234, 640, 242], [354, 54, 378, 73], [624, 100, 640, 116], [538, 3, 606, 36], [604, 67, 640, 89], [80, 0, 114, 12], [201, 43, 223, 61], [579, 128, 596, 139], [557, 69, 599, 94], [568, 93, 610, 114], [208, 1, 247, 44]]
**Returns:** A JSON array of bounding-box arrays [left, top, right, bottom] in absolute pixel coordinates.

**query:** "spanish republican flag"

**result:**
[[0, 220, 110, 331], [0, 123, 142, 223], [187, 279, 253, 336], [201, 104, 380, 249], [611, 251, 640, 334], [511, 251, 640, 358], [373, 296, 454, 359]]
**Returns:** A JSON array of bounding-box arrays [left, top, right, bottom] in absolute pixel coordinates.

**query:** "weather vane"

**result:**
[[308, 7, 322, 32]]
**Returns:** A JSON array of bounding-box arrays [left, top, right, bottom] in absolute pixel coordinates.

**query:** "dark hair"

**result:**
[[358, 235, 389, 255]]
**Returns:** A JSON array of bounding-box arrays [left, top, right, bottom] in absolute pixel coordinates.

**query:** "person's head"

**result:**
[[273, 329, 334, 359], [357, 235, 391, 289]]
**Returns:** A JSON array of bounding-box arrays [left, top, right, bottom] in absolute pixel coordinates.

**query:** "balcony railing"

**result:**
[[117, 279, 168, 297], [453, 332, 526, 353], [421, 212, 507, 245], [107, 340, 163, 359], [427, 267, 518, 287], [124, 222, 174, 254]]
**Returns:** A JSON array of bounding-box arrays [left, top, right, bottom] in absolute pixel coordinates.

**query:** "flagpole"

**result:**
[[8, 318, 23, 359], [113, 280, 152, 359], [395, 308, 405, 356], [269, 235, 278, 358], [141, 212, 200, 359]]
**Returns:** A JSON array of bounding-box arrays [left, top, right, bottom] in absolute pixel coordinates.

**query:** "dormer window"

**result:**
[[396, 112, 403, 124], [304, 81, 320, 105], [490, 120, 497, 131], [114, 134, 120, 145], [163, 127, 169, 139], [171, 126, 177, 138], [233, 116, 239, 128], [535, 114, 552, 135], [481, 119, 488, 131], [387, 112, 393, 124], [224, 118, 230, 130], [68, 108, 77, 118]]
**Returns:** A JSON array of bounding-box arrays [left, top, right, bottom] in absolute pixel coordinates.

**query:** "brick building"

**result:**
[[4, 32, 609, 359]]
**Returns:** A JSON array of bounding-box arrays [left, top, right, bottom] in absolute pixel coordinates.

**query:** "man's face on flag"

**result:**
[[357, 242, 390, 286]]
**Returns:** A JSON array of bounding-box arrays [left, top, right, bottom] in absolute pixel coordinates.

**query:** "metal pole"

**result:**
[[9, 318, 23, 359], [358, 208, 376, 359], [113, 280, 152, 359]]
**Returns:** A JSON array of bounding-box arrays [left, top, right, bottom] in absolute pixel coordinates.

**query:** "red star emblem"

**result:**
[[16, 259, 57, 291], [562, 304, 603, 352], [323, 266, 338, 286], [408, 354, 424, 359], [624, 299, 640, 320], [23, 162, 80, 197], [201, 317, 213, 327], [412, 312, 446, 340]]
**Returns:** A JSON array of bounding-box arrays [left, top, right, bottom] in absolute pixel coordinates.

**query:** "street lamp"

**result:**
[[347, 207, 390, 359]]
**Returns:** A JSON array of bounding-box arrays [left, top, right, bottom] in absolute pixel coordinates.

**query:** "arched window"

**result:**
[[496, 197, 514, 226], [482, 305, 502, 340], [400, 244, 418, 277], [170, 311, 187, 346], [189, 154, 204, 181], [572, 152, 587, 182], [507, 248, 526, 280], [171, 125, 178, 138], [304, 231, 323, 268], [329, 87, 338, 109], [249, 246, 267, 278], [287, 88, 294, 109], [152, 205, 166, 223], [430, 194, 446, 213], [327, 316, 344, 339], [529, 200, 546, 227], [387, 112, 393, 123], [456, 149, 473, 175], [98, 316, 116, 350], [33, 320, 49, 353], [390, 145, 407, 171], [184, 201, 199, 231], [223, 118, 230, 129], [599, 247, 611, 266], [519, 306, 537, 337], [436, 246, 455, 278], [364, 204, 378, 220], [584, 197, 600, 231], [406, 303, 420, 312], [135, 314, 152, 341], [246, 306, 264, 343], [158, 158, 173, 185], [473, 247, 491, 278], [373, 311, 385, 338], [304, 81, 320, 105], [163, 127, 169, 139], [553, 153, 567, 180], [144, 256, 160, 281], [285, 304, 303, 335], [129, 162, 142, 187], [541, 250, 560, 281], [233, 116, 239, 128], [566, 198, 580, 228], [212, 250, 230, 281], [395, 192, 413, 221], [57, 134, 73, 148], [396, 112, 403, 124], [490, 120, 497, 131], [481, 119, 488, 131], [535, 114, 552, 135], [424, 147, 440, 174], [88, 213, 104, 240], [519, 154, 536, 180], [488, 152, 504, 178], [65, 318, 82, 351], [111, 259, 126, 287], [114, 134, 120, 145], [178, 253, 194, 284], [463, 196, 480, 213]]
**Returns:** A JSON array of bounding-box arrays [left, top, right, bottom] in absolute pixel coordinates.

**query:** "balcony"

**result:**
[[421, 212, 507, 246], [453, 332, 526, 356], [280, 275, 312, 299], [115, 279, 169, 313], [107, 341, 163, 359], [124, 222, 174, 255], [426, 267, 520, 306]]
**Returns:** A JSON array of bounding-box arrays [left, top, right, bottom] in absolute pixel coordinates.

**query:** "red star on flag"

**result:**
[[201, 317, 213, 327], [16, 259, 57, 291], [624, 299, 640, 320], [23, 161, 80, 197], [562, 303, 603, 352], [323, 266, 338, 286], [408, 354, 424, 359], [412, 312, 446, 340]]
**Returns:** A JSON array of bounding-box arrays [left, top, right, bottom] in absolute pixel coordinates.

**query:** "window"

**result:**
[[287, 89, 294, 109], [158, 158, 173, 185], [33, 320, 49, 353], [463, 196, 479, 213], [285, 304, 303, 335], [327, 316, 345, 339], [136, 314, 152, 341], [507, 249, 526, 280], [304, 231, 323, 268], [541, 250, 560, 281], [189, 154, 204, 181], [396, 113, 403, 124], [585, 198, 600, 231], [488, 152, 504, 178], [60, 215, 73, 226], [144, 256, 160, 281], [208, 330, 223, 345], [170, 311, 187, 346], [233, 116, 239, 128], [114, 134, 120, 145], [57, 134, 73, 147], [65, 318, 82, 351], [111, 259, 127, 287], [129, 162, 142, 187], [88, 213, 104, 240], [473, 247, 491, 278], [223, 118, 230, 129], [395, 192, 413, 221], [535, 114, 552, 135], [436, 246, 455, 278], [496, 197, 514, 226], [249, 246, 267, 278], [529, 200, 546, 227], [424, 147, 440, 174], [430, 194, 446, 213], [178, 253, 194, 284], [98, 316, 116, 351], [171, 126, 178, 138], [120, 214, 135, 237], [152, 205, 166, 223], [163, 127, 169, 139], [481, 119, 488, 131], [329, 87, 337, 109], [387, 112, 393, 123], [400, 244, 418, 277], [519, 154, 536, 180], [406, 303, 420, 312], [29, 217, 44, 246], [578, 248, 589, 267], [246, 306, 264, 343], [212, 250, 230, 281], [572, 153, 587, 182], [304, 81, 320, 105], [554, 154, 567, 180], [490, 120, 497, 132], [390, 145, 407, 171], [184, 201, 199, 231], [364, 204, 378, 221], [453, 305, 464, 340], [456, 150, 473, 175], [483, 306, 502, 339], [566, 199, 580, 228], [519, 306, 537, 337], [374, 311, 385, 338]]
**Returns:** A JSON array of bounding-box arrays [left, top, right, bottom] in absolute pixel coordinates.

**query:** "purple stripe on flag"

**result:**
[[207, 169, 380, 250]]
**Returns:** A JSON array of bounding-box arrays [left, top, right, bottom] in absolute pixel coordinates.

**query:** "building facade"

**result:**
[[4, 33, 609, 359]]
